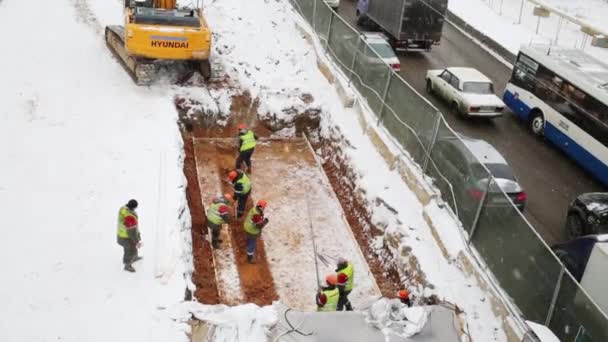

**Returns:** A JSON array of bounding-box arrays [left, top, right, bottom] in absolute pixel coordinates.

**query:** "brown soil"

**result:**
[[182, 134, 220, 304], [311, 128, 411, 298]]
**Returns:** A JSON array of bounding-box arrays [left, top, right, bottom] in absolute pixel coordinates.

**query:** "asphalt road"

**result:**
[[337, 0, 607, 244]]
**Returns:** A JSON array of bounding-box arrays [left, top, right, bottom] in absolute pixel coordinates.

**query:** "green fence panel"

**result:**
[[313, 0, 332, 46], [424, 120, 490, 230], [296, 0, 314, 22], [351, 43, 391, 114], [472, 189, 563, 322], [383, 77, 438, 165], [548, 271, 608, 342], [327, 16, 358, 78]]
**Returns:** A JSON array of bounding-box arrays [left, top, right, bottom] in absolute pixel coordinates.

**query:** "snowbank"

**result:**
[[0, 0, 191, 340]]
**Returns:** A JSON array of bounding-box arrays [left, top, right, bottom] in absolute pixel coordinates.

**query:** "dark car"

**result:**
[[551, 234, 608, 282], [565, 192, 608, 239]]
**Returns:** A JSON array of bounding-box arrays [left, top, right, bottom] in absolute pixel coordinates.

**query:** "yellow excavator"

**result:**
[[105, 0, 212, 85]]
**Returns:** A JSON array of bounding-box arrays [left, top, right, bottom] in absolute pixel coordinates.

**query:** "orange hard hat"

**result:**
[[237, 123, 247, 130], [228, 170, 238, 181], [398, 289, 409, 300], [257, 199, 267, 209], [224, 193, 233, 202], [326, 274, 338, 286]]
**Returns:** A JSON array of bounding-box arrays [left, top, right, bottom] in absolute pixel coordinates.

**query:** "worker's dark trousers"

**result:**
[[337, 289, 353, 311], [117, 237, 137, 265], [235, 148, 254, 172], [208, 222, 222, 248], [246, 233, 259, 258], [236, 192, 250, 218]]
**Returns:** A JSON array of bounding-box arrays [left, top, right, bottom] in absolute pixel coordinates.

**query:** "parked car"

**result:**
[[430, 133, 527, 212], [565, 192, 608, 239], [361, 32, 400, 72], [425, 67, 505, 118], [324, 0, 339, 10]]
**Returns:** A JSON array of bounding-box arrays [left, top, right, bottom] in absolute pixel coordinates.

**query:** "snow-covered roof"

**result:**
[[521, 44, 608, 105]]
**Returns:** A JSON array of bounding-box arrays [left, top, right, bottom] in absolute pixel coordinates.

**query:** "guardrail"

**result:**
[[290, 1, 608, 341]]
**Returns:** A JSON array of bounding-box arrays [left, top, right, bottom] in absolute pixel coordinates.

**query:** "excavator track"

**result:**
[[105, 26, 156, 85]]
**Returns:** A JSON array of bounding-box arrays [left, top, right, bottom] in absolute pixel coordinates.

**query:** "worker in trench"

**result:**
[[336, 257, 354, 311], [228, 169, 252, 219], [316, 274, 340, 312], [243, 199, 269, 263], [205, 194, 233, 249], [116, 199, 142, 273], [235, 123, 257, 173]]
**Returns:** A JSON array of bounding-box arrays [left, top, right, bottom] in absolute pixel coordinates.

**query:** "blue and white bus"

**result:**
[[503, 45, 608, 186]]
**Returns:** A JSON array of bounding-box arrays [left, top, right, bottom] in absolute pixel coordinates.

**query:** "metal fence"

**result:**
[[291, 1, 608, 341]]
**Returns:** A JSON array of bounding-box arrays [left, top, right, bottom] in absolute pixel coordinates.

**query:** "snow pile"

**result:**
[[177, 302, 278, 342], [174, 85, 234, 125], [449, 0, 608, 61], [367, 299, 429, 339], [204, 0, 322, 125]]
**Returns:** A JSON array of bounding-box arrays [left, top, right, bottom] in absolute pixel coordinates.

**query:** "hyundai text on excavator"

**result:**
[[105, 0, 212, 85]]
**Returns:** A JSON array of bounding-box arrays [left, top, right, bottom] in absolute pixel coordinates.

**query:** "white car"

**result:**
[[324, 0, 339, 10], [362, 32, 400, 72], [425, 67, 505, 118]]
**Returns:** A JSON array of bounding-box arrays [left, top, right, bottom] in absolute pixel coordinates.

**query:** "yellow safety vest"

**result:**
[[318, 287, 340, 312], [207, 202, 228, 225], [342, 263, 354, 292], [235, 173, 251, 194], [244, 207, 262, 235], [117, 206, 136, 239], [239, 130, 256, 152]]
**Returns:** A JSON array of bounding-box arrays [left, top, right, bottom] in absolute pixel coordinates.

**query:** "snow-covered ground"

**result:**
[[449, 0, 608, 62], [0, 0, 526, 340], [0, 0, 191, 341]]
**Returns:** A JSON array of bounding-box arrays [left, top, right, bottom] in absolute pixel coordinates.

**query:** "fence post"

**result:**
[[376, 70, 393, 125], [348, 39, 360, 86], [545, 266, 565, 326], [468, 177, 492, 243], [326, 10, 334, 48], [553, 16, 562, 45], [312, 0, 317, 30], [422, 114, 442, 173], [499, 0, 504, 15], [517, 0, 525, 24]]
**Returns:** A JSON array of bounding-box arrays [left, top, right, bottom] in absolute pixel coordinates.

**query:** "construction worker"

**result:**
[[228, 169, 252, 219], [336, 257, 354, 311], [243, 199, 269, 263], [116, 199, 142, 273], [235, 124, 257, 173], [206, 194, 233, 249], [398, 289, 412, 307], [316, 274, 340, 312]]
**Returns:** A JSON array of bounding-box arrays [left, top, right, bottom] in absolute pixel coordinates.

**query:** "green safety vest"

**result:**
[[239, 130, 256, 152], [244, 207, 262, 235], [341, 263, 354, 292], [117, 206, 136, 239], [206, 202, 228, 225], [235, 173, 251, 194], [318, 287, 340, 312]]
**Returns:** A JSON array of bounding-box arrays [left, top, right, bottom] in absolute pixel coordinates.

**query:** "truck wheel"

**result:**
[[566, 212, 585, 239], [451, 102, 462, 117]]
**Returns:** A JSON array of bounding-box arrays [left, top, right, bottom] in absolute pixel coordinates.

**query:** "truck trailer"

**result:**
[[356, 0, 447, 52]]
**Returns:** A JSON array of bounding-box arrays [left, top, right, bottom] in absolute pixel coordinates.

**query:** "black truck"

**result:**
[[356, 0, 448, 51]]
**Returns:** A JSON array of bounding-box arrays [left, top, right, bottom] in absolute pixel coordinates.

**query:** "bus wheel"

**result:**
[[529, 111, 545, 136]]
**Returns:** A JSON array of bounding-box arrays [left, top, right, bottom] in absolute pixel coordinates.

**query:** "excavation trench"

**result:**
[[178, 90, 433, 307]]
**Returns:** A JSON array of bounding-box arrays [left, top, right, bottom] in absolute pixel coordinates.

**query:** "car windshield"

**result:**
[[484, 163, 516, 181], [462, 82, 494, 94], [369, 43, 395, 58]]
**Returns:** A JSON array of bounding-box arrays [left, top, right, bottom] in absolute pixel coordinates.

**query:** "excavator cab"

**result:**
[[106, 0, 212, 85]]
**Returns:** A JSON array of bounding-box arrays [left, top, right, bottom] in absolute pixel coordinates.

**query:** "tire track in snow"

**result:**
[[70, 0, 103, 35]]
